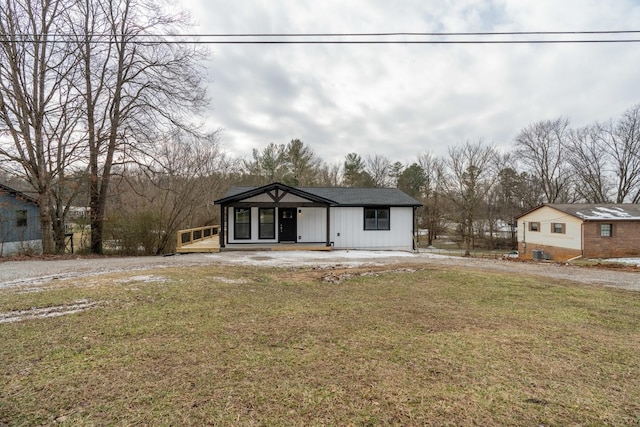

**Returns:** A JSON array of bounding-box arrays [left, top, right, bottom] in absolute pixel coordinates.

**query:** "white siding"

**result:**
[[227, 207, 277, 243], [518, 206, 583, 250], [330, 207, 414, 251], [226, 205, 416, 250], [297, 207, 326, 242]]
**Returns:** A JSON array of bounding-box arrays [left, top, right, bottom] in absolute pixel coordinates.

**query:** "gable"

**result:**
[[242, 192, 317, 204]]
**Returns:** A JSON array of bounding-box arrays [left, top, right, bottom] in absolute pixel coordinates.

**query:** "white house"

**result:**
[[517, 203, 640, 261], [214, 182, 422, 251]]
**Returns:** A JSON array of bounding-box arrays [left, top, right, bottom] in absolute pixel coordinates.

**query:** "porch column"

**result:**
[[219, 205, 226, 248], [325, 205, 331, 246]]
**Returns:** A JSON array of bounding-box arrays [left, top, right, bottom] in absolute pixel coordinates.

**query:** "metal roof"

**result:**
[[216, 182, 422, 207]]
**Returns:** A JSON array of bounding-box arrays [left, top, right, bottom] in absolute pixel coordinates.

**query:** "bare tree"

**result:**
[[568, 125, 612, 203], [317, 161, 341, 186], [442, 141, 498, 256], [69, 0, 208, 254], [416, 152, 444, 246], [109, 129, 232, 254], [600, 104, 640, 203], [365, 154, 392, 187], [514, 118, 574, 203], [0, 0, 85, 253]]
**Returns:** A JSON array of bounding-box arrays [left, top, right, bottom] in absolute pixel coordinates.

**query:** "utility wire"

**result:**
[[4, 30, 640, 44]]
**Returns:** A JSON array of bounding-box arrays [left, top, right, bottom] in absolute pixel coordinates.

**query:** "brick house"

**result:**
[[516, 204, 640, 261]]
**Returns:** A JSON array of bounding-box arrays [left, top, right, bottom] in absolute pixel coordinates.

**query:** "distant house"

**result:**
[[0, 183, 42, 256], [214, 182, 422, 251], [516, 204, 640, 261]]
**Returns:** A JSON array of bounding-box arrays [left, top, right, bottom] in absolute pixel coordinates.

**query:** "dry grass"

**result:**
[[1, 264, 640, 426]]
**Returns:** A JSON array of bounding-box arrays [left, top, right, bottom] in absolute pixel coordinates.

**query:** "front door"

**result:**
[[279, 208, 297, 242]]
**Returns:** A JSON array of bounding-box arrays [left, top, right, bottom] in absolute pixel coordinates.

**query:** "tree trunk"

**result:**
[[38, 192, 54, 254]]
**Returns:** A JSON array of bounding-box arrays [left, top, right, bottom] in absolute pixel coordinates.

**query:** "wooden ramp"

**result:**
[[175, 226, 332, 253], [176, 226, 221, 253]]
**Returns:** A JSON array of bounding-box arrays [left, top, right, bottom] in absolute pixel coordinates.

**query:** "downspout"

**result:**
[[522, 221, 526, 255], [219, 205, 226, 248], [411, 206, 418, 251], [581, 221, 584, 258]]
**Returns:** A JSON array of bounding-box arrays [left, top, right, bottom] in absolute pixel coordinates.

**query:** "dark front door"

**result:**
[[279, 208, 297, 242]]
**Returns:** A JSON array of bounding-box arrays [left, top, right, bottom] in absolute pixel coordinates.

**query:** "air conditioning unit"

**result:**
[[532, 250, 543, 260], [542, 252, 552, 260]]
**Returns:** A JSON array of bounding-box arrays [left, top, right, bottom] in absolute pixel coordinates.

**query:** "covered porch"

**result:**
[[214, 183, 335, 249], [175, 225, 333, 254]]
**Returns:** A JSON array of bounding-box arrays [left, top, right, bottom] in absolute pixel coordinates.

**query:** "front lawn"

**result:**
[[1, 264, 639, 425]]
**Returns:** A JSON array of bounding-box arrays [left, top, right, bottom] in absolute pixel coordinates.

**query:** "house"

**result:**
[[516, 203, 640, 261], [0, 183, 42, 256], [214, 182, 422, 251]]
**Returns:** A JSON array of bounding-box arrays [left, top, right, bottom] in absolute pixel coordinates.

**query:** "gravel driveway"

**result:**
[[1, 251, 639, 292]]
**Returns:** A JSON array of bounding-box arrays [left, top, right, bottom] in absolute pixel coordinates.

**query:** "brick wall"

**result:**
[[583, 221, 640, 259], [518, 242, 582, 261]]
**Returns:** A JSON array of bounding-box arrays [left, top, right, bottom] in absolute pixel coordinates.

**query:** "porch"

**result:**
[[176, 225, 332, 253]]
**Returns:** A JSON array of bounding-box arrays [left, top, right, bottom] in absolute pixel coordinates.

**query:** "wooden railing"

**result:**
[[177, 225, 220, 251]]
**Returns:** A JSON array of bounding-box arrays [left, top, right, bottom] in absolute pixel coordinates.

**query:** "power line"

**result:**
[[163, 30, 640, 37], [3, 30, 640, 44]]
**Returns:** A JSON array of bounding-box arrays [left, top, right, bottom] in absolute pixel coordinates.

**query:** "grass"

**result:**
[[1, 264, 640, 426]]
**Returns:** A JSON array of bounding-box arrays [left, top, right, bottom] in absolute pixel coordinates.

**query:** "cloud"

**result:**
[[185, 0, 640, 164]]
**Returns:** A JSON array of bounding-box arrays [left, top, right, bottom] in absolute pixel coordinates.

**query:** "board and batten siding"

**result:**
[[297, 207, 326, 242], [226, 205, 415, 250], [330, 207, 414, 251]]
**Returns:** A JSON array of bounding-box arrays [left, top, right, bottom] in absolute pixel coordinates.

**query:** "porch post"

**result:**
[[219, 204, 226, 248], [325, 205, 331, 246]]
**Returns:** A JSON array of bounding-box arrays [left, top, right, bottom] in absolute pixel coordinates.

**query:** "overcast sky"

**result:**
[[181, 0, 640, 165]]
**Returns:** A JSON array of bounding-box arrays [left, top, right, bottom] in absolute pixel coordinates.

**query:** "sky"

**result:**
[[180, 0, 640, 165]]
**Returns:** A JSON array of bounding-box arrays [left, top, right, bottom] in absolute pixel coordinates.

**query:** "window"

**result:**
[[259, 208, 275, 239], [16, 209, 27, 227], [528, 222, 540, 232], [364, 207, 390, 230], [600, 223, 612, 237], [551, 223, 565, 234], [234, 208, 251, 239]]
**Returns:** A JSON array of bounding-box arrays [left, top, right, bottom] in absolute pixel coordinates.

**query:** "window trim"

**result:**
[[551, 222, 566, 234], [258, 207, 275, 240], [234, 207, 251, 240], [16, 209, 27, 228], [363, 207, 390, 231], [528, 222, 540, 232], [600, 223, 612, 237]]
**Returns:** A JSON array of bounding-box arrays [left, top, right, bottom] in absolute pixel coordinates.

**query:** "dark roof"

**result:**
[[216, 182, 422, 207], [0, 182, 38, 204], [518, 203, 640, 221]]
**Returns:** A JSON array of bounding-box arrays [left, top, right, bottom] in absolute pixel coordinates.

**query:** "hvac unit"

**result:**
[[532, 249, 543, 260]]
